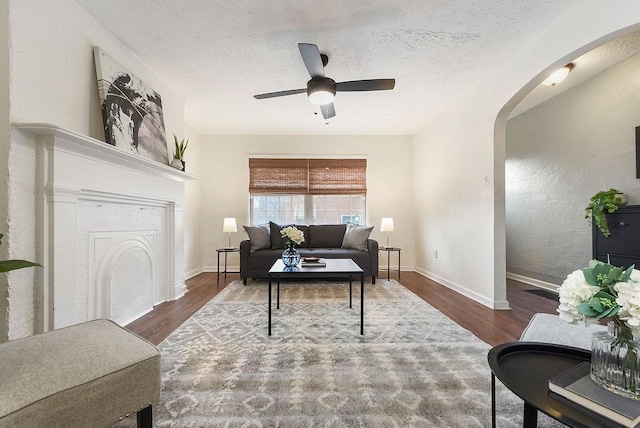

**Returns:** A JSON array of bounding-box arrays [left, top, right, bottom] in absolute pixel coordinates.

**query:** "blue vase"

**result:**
[[282, 246, 300, 267]]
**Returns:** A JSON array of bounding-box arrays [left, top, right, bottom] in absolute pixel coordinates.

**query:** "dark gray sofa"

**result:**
[[240, 223, 378, 284]]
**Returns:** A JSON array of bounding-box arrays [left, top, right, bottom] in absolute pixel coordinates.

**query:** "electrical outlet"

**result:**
[[434, 250, 438, 259]]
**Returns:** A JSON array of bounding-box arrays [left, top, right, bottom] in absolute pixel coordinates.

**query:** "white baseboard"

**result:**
[[202, 265, 239, 273], [185, 267, 203, 280], [173, 280, 187, 300], [415, 267, 511, 310], [506, 272, 559, 293]]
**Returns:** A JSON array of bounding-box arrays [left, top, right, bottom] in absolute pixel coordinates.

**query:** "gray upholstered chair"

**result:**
[[0, 319, 160, 427], [520, 313, 607, 350]]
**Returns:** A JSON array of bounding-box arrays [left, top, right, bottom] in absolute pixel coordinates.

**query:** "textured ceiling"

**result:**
[[74, 0, 582, 135], [511, 29, 640, 117]]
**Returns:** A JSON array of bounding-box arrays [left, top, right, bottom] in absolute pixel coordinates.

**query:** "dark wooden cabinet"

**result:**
[[592, 205, 640, 269]]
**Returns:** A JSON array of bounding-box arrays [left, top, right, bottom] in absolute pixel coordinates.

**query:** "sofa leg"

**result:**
[[372, 276, 376, 284], [243, 277, 247, 285], [137, 405, 152, 428]]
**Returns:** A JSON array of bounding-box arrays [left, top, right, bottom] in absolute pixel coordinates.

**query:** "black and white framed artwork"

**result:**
[[93, 46, 169, 165]]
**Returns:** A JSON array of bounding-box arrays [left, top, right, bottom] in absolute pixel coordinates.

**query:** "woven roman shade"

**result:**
[[249, 158, 309, 194], [308, 159, 367, 195], [249, 158, 366, 195]]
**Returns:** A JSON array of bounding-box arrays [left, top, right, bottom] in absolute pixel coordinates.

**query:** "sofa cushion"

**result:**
[[308, 224, 346, 248], [269, 222, 309, 249], [341, 223, 374, 251], [243, 224, 271, 253], [269, 222, 287, 249]]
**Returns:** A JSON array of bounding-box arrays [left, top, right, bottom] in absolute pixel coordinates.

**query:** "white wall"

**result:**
[[199, 135, 414, 272], [4, 0, 193, 339], [184, 126, 202, 279], [0, 0, 10, 340], [412, 1, 640, 309], [506, 51, 640, 285]]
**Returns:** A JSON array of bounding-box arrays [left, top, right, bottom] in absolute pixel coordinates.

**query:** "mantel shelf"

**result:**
[[13, 123, 197, 182]]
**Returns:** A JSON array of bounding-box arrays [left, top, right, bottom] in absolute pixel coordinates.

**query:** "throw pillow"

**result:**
[[341, 223, 374, 252], [243, 224, 270, 253], [269, 221, 287, 249]]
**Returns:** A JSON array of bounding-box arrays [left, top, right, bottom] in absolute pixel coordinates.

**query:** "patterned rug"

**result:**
[[117, 279, 562, 427]]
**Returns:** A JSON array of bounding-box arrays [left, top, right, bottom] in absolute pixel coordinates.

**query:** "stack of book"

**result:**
[[301, 257, 326, 267], [549, 362, 640, 427]]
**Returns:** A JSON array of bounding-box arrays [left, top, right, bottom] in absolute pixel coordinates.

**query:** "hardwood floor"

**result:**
[[126, 271, 559, 347]]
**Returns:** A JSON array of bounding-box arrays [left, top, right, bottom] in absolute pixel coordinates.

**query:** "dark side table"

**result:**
[[488, 342, 624, 428], [379, 246, 401, 280], [216, 248, 239, 284]]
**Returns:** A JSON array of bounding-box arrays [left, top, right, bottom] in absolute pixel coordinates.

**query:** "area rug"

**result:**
[[117, 279, 562, 427]]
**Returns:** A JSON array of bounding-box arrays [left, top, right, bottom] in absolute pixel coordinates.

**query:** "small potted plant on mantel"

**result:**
[[170, 134, 189, 172], [584, 188, 628, 237]]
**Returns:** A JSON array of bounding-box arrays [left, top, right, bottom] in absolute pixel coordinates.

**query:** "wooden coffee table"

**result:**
[[267, 258, 365, 336]]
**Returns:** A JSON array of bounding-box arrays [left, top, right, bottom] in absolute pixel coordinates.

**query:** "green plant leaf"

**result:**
[[0, 260, 41, 273], [621, 265, 635, 282], [605, 267, 623, 285], [594, 290, 616, 301], [578, 302, 599, 317], [585, 189, 624, 237], [588, 259, 604, 268], [590, 298, 604, 312], [583, 269, 598, 286], [596, 307, 616, 319]]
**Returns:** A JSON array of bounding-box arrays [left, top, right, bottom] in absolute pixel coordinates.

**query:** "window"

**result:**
[[249, 158, 366, 225]]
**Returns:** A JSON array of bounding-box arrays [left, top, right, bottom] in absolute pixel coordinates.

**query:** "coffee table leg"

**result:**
[[491, 373, 496, 428], [360, 273, 364, 335], [277, 277, 280, 309], [523, 402, 537, 428], [268, 275, 272, 336], [349, 275, 352, 308]]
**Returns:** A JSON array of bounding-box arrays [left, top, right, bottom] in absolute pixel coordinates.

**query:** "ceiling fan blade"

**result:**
[[335, 79, 395, 92], [253, 88, 307, 99], [320, 102, 335, 119], [298, 43, 325, 78]]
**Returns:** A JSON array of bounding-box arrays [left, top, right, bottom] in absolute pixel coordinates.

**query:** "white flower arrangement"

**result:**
[[280, 226, 305, 247], [557, 260, 640, 336]]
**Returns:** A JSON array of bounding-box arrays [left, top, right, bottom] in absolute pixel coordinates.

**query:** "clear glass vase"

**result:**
[[282, 245, 300, 267], [591, 320, 640, 400]]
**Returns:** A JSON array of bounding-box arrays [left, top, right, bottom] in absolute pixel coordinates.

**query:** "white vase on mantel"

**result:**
[[170, 158, 183, 170]]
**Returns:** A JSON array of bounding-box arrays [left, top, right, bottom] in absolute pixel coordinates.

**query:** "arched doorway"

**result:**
[[494, 24, 640, 310]]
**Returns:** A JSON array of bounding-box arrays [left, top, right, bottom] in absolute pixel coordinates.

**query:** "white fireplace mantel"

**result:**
[[14, 123, 197, 182], [14, 123, 196, 332]]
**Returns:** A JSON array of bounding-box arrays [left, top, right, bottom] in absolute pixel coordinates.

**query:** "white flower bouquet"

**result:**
[[558, 260, 640, 336], [280, 226, 305, 247]]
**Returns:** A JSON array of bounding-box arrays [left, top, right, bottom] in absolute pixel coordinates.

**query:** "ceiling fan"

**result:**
[[253, 43, 395, 120]]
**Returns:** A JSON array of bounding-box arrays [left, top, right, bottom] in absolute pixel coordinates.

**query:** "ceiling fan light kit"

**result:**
[[307, 78, 336, 105], [253, 43, 395, 120]]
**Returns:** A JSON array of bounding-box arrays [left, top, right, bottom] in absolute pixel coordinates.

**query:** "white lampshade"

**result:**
[[223, 218, 237, 233], [380, 218, 394, 232]]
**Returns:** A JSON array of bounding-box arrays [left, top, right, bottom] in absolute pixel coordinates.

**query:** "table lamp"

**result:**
[[380, 218, 394, 248], [223, 218, 237, 248]]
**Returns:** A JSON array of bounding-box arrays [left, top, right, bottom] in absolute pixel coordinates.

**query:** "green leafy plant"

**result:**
[[0, 233, 41, 273], [173, 134, 189, 160], [584, 188, 625, 237]]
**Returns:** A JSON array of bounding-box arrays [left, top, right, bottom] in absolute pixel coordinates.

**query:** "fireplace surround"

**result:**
[[14, 124, 195, 331]]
